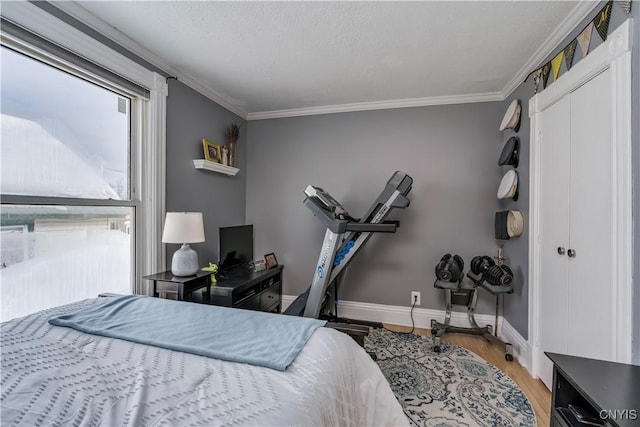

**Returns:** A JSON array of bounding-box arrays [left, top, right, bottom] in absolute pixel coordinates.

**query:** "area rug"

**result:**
[[364, 328, 536, 427]]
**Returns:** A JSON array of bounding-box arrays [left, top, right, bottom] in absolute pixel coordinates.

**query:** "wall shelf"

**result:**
[[193, 159, 239, 176]]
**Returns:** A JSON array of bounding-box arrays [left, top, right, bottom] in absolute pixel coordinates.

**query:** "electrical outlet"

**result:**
[[411, 291, 421, 306]]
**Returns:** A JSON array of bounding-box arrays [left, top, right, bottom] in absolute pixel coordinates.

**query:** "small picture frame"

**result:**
[[202, 139, 222, 163], [264, 253, 278, 270]]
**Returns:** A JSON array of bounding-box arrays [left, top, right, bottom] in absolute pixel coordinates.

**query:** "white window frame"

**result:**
[[1, 1, 167, 294]]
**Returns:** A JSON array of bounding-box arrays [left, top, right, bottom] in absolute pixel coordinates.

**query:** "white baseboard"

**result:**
[[282, 294, 497, 330], [499, 318, 532, 372], [282, 294, 532, 375]]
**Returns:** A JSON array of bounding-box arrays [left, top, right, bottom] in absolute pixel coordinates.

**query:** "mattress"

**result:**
[[1, 297, 408, 426]]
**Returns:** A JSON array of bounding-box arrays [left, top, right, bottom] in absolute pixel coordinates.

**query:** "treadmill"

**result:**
[[284, 171, 413, 343]]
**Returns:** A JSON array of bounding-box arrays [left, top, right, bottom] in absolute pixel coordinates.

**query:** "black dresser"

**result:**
[[210, 265, 283, 313], [546, 352, 640, 427]]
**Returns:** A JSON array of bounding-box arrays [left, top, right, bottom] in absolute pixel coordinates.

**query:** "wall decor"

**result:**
[[202, 139, 222, 163], [225, 123, 240, 167], [495, 211, 510, 240], [497, 169, 518, 201], [499, 99, 521, 132], [264, 252, 278, 270], [526, 1, 617, 93], [564, 39, 578, 71], [593, 1, 613, 41], [498, 137, 520, 168], [506, 210, 524, 238], [616, 0, 631, 13]]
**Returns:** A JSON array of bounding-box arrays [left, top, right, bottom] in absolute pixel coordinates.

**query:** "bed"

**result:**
[[1, 295, 407, 426]]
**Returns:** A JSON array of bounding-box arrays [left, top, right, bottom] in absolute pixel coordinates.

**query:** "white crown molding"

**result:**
[[501, 1, 600, 98], [49, 1, 248, 120], [49, 0, 599, 121], [247, 92, 503, 121]]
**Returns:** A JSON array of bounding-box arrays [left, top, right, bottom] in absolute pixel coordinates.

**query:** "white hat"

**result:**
[[497, 169, 518, 200], [500, 99, 521, 132], [507, 210, 524, 237]]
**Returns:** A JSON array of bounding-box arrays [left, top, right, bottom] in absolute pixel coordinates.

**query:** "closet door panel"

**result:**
[[538, 96, 571, 378], [567, 69, 614, 359]]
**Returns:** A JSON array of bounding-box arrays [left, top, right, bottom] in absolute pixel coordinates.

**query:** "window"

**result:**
[[0, 4, 166, 322], [1, 47, 131, 199], [0, 205, 133, 321]]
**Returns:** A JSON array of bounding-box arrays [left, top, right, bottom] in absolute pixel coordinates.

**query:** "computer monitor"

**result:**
[[218, 224, 254, 272]]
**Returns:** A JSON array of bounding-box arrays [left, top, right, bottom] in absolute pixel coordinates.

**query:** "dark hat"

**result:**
[[498, 137, 520, 168]]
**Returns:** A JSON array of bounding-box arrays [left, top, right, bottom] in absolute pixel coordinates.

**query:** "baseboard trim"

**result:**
[[282, 294, 497, 330], [500, 318, 532, 372], [282, 294, 533, 375]]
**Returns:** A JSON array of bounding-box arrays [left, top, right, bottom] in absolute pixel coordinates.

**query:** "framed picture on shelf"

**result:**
[[202, 139, 222, 163], [264, 253, 278, 270]]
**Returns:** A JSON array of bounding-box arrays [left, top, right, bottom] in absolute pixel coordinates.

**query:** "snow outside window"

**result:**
[[0, 46, 136, 322]]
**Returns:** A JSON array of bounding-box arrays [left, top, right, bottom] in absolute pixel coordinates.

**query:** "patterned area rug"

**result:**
[[364, 328, 536, 427]]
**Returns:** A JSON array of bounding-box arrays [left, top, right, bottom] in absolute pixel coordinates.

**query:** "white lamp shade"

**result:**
[[162, 212, 205, 244]]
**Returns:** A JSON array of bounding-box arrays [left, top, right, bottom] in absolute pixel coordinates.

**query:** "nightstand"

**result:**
[[143, 270, 211, 303]]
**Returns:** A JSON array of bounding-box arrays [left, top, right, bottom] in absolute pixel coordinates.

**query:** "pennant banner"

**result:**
[[532, 69, 543, 93], [564, 39, 577, 71], [615, 0, 632, 14], [577, 22, 594, 58], [526, 1, 613, 93], [551, 51, 564, 82], [541, 63, 551, 89], [594, 1, 613, 41]]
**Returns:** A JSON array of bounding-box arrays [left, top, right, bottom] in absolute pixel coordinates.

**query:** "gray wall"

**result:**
[[166, 80, 247, 266], [246, 104, 504, 315], [499, 2, 639, 347]]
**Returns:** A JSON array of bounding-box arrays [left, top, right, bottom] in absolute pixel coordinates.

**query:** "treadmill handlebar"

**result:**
[[304, 185, 349, 217], [344, 223, 396, 233], [304, 197, 400, 234], [304, 197, 348, 233]]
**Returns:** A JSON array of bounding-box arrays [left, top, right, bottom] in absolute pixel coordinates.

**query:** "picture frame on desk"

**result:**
[[264, 253, 278, 270]]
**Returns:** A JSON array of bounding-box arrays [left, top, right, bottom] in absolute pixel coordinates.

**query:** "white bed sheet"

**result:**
[[1, 298, 408, 426]]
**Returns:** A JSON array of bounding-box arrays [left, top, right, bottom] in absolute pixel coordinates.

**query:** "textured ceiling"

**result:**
[[65, 1, 584, 117]]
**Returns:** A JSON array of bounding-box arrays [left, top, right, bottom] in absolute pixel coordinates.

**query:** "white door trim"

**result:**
[[528, 19, 633, 379]]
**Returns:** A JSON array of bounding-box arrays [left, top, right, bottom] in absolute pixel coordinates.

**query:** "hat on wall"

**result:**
[[495, 211, 510, 240], [498, 136, 520, 168], [497, 169, 519, 201], [507, 210, 524, 237], [499, 99, 522, 132]]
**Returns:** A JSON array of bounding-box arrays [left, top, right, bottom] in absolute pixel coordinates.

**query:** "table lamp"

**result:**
[[162, 212, 205, 276]]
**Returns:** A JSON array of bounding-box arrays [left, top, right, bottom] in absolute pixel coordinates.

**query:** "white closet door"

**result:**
[[567, 69, 614, 360], [537, 96, 571, 388]]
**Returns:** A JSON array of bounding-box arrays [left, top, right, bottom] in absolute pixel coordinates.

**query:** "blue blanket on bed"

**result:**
[[49, 295, 326, 371]]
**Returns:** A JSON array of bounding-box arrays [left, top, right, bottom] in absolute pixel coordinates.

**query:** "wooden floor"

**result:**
[[384, 324, 551, 427]]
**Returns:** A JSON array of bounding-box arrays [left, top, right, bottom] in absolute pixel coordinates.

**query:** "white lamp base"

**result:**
[[171, 244, 199, 276]]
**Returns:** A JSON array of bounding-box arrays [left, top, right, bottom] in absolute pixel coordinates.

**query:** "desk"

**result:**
[[546, 352, 640, 427], [143, 270, 211, 303]]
